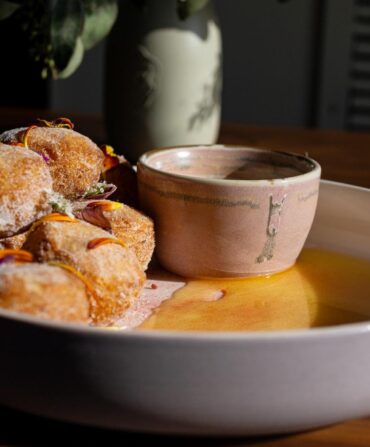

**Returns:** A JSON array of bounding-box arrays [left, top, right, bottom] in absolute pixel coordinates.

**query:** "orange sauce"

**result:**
[[139, 248, 370, 331]]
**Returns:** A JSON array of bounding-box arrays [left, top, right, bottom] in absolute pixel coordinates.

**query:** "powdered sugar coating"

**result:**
[[0, 144, 53, 238], [24, 219, 145, 326], [74, 200, 155, 270], [0, 128, 23, 145], [0, 127, 105, 199], [0, 263, 89, 323], [0, 232, 28, 249]]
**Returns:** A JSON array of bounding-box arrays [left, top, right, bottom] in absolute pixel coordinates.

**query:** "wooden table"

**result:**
[[0, 108, 369, 188], [220, 123, 370, 189], [1, 109, 370, 446]]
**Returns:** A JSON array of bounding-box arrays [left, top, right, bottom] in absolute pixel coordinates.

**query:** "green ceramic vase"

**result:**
[[105, 0, 222, 161]]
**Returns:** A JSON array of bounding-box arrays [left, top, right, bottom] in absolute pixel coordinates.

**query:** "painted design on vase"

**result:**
[[256, 194, 287, 264], [137, 45, 161, 109], [188, 52, 222, 131]]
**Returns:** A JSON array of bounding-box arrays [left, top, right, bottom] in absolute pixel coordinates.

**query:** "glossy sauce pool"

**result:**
[[138, 248, 370, 331]]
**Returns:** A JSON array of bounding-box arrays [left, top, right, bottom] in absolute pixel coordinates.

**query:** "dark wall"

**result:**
[[215, 0, 319, 126], [1, 0, 327, 128], [0, 17, 48, 108], [49, 42, 105, 115]]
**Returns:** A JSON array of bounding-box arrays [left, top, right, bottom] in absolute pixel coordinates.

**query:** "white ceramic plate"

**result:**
[[0, 180, 370, 436]]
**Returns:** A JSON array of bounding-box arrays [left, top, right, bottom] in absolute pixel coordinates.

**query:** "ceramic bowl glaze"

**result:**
[[138, 145, 321, 278]]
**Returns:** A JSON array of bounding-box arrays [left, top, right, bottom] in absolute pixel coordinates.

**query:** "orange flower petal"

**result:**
[[0, 249, 33, 264], [86, 200, 122, 212], [101, 144, 116, 157], [53, 117, 74, 129], [38, 213, 78, 223], [19, 125, 37, 147], [37, 117, 74, 129], [48, 261, 96, 299], [8, 125, 37, 148], [80, 201, 122, 232], [36, 119, 51, 127], [7, 117, 74, 149], [87, 237, 126, 250], [101, 144, 120, 172], [31, 213, 78, 232]]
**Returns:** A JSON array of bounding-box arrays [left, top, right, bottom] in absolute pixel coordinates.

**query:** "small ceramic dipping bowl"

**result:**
[[137, 145, 321, 278]]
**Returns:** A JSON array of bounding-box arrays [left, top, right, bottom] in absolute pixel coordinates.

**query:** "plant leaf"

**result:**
[[51, 0, 85, 73], [0, 0, 20, 20], [54, 36, 84, 79], [81, 0, 118, 50], [177, 0, 209, 20]]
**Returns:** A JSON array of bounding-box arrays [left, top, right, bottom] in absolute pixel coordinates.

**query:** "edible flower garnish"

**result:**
[[48, 261, 96, 299], [40, 153, 50, 162], [37, 213, 78, 223], [49, 193, 73, 217], [79, 200, 122, 232], [7, 117, 74, 150], [18, 125, 37, 148], [101, 144, 121, 173], [37, 117, 74, 129], [85, 200, 122, 211], [8, 125, 37, 148], [31, 213, 78, 232], [0, 249, 33, 265], [87, 237, 126, 250], [81, 182, 117, 200]]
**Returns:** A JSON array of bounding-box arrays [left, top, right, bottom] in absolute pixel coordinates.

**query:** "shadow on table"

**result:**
[[0, 405, 292, 447]]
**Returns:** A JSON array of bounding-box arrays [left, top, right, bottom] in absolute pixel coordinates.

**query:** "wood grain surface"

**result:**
[[1, 109, 370, 446], [219, 123, 370, 189]]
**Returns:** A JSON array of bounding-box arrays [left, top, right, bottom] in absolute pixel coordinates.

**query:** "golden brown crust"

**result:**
[[24, 219, 145, 325], [73, 201, 155, 270], [108, 206, 155, 270], [0, 127, 104, 199], [0, 232, 28, 249], [0, 263, 89, 323], [29, 127, 104, 199], [0, 144, 53, 238]]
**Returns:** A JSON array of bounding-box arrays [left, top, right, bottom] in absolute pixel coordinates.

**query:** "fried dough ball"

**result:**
[[0, 144, 52, 238], [0, 127, 104, 199], [0, 263, 89, 323], [73, 201, 155, 270], [24, 219, 145, 326], [0, 232, 28, 249]]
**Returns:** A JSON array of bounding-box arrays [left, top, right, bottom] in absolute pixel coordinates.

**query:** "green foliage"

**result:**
[[81, 0, 118, 50], [57, 36, 85, 79], [0, 0, 248, 78], [0, 0, 118, 79], [51, 0, 84, 78], [0, 0, 20, 20]]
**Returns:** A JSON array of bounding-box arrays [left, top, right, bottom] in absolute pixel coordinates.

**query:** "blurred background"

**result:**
[[1, 0, 367, 131]]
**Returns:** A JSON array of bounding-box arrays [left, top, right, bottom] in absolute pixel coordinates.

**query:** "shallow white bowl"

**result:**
[[0, 180, 370, 436]]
